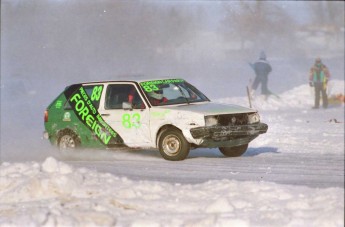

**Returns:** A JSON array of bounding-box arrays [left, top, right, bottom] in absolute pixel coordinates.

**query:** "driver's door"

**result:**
[[98, 83, 151, 147]]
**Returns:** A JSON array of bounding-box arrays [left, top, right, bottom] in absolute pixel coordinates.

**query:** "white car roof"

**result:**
[[80, 77, 184, 85]]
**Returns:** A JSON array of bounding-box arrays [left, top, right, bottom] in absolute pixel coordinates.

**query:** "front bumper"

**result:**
[[190, 123, 268, 139], [190, 122, 268, 147]]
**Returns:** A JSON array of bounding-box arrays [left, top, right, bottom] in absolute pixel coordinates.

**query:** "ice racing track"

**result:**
[[64, 147, 343, 189], [63, 108, 344, 189], [3, 96, 343, 189]]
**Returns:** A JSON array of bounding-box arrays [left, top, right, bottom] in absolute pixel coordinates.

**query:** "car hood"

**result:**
[[159, 102, 255, 115]]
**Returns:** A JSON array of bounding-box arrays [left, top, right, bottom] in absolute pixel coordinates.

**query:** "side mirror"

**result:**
[[122, 102, 133, 110]]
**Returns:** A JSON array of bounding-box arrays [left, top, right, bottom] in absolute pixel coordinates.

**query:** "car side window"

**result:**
[[105, 84, 145, 109]]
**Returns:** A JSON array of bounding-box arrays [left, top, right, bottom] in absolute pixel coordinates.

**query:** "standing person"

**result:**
[[309, 57, 330, 109], [249, 51, 272, 98]]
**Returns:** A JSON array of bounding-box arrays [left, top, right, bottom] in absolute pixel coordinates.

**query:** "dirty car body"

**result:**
[[44, 78, 268, 160]]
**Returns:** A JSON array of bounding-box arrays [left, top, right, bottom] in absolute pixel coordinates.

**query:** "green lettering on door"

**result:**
[[122, 113, 141, 129]]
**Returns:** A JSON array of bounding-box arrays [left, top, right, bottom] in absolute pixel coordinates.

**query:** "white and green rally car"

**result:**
[[44, 78, 268, 161]]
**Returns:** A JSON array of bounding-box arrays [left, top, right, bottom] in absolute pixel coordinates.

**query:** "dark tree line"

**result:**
[[2, 0, 343, 81], [3, 0, 200, 79], [220, 1, 343, 54]]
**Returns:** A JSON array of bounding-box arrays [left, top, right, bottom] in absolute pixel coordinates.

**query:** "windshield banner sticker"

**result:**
[[64, 84, 123, 146], [140, 79, 184, 92]]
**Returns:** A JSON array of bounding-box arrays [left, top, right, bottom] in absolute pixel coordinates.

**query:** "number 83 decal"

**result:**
[[122, 113, 141, 129]]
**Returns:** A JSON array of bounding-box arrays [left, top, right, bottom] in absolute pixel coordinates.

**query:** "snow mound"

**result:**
[[0, 157, 343, 226], [216, 80, 344, 111]]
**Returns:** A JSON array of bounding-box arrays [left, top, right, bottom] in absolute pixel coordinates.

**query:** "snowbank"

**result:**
[[216, 80, 344, 111], [0, 157, 343, 227]]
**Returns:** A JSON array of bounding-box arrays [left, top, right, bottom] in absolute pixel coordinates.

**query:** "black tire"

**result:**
[[158, 128, 190, 161], [219, 144, 248, 157], [57, 130, 80, 150]]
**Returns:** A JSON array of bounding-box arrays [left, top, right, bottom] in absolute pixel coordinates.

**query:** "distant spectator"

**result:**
[[249, 51, 272, 97], [309, 57, 330, 109]]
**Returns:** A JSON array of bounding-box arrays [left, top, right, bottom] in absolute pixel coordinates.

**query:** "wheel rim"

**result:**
[[59, 135, 75, 149], [162, 135, 181, 156]]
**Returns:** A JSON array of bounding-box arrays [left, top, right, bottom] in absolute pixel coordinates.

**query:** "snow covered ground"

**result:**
[[0, 157, 343, 227], [1, 1, 344, 225], [0, 81, 344, 227]]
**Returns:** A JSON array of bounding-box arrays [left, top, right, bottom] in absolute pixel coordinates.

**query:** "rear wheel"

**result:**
[[219, 144, 248, 157], [57, 130, 80, 150], [158, 129, 190, 161]]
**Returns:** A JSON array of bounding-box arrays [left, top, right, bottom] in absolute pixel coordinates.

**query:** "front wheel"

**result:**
[[219, 144, 248, 157], [158, 129, 190, 161]]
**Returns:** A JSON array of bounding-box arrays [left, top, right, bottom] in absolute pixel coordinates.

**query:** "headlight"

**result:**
[[205, 116, 218, 126], [248, 113, 260, 124]]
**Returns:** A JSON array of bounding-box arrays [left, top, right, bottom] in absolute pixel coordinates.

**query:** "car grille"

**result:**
[[217, 113, 250, 126]]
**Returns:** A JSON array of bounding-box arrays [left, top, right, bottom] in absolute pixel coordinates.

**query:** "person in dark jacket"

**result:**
[[309, 57, 330, 109], [250, 51, 272, 97]]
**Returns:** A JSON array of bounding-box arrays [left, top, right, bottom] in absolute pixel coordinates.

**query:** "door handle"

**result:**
[[101, 114, 110, 116]]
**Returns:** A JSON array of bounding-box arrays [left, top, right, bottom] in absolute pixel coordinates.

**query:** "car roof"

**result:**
[[79, 77, 184, 85]]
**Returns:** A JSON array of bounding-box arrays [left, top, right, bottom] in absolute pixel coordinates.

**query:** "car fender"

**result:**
[[150, 107, 205, 147]]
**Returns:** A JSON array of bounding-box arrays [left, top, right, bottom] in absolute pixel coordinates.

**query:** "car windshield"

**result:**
[[139, 79, 210, 106]]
